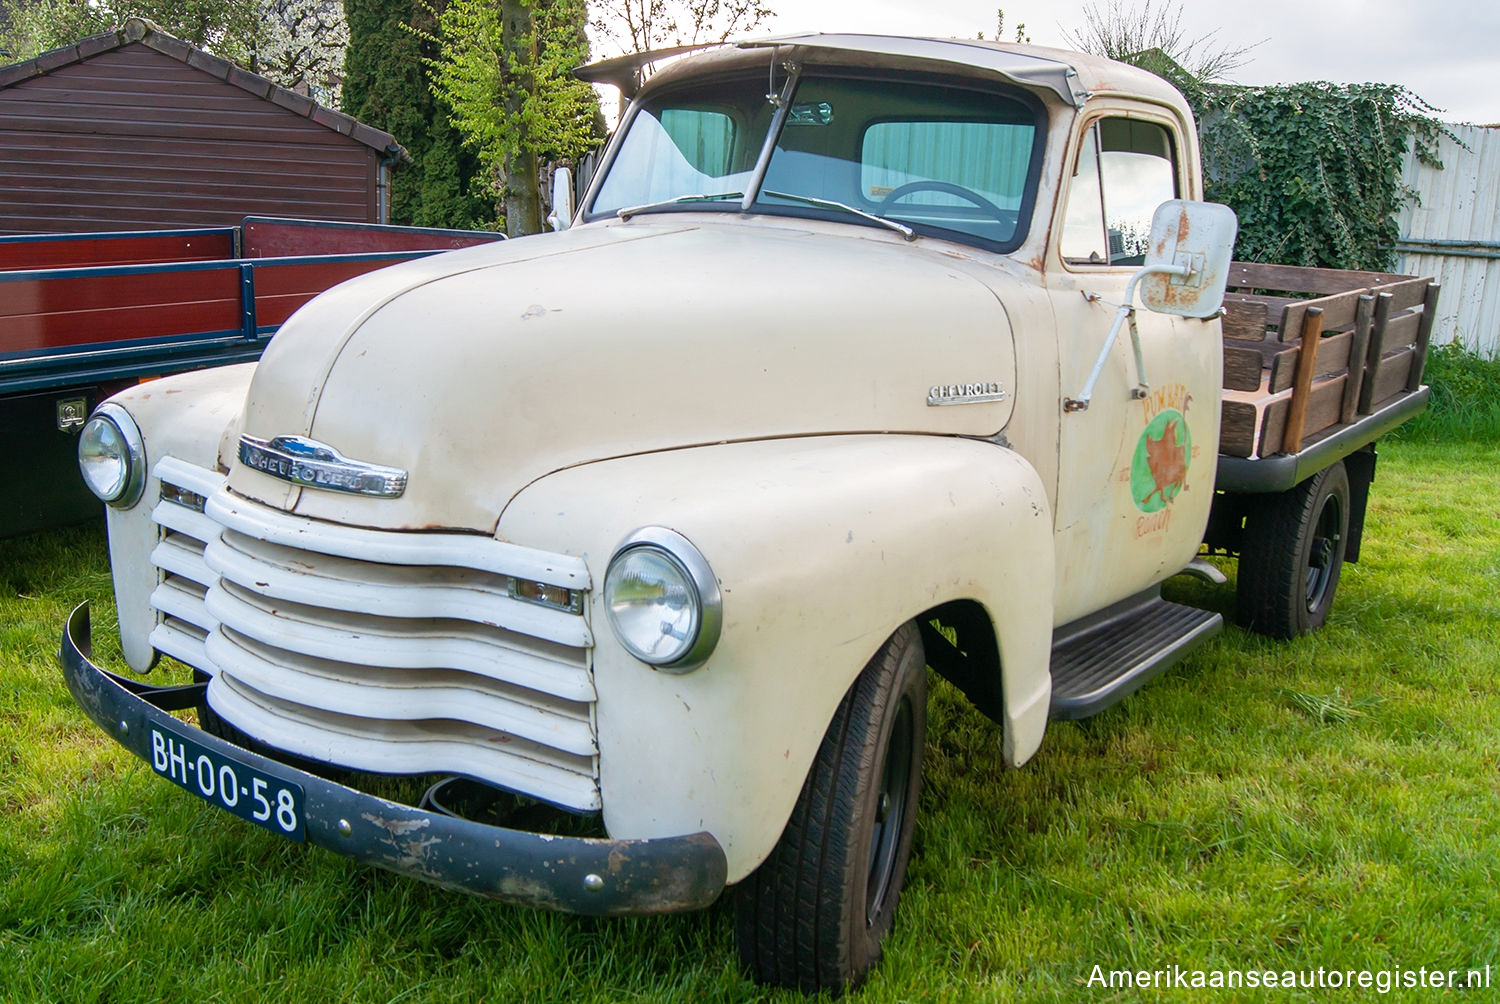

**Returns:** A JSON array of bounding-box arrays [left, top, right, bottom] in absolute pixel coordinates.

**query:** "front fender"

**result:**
[[95, 362, 256, 671], [498, 434, 1054, 881]]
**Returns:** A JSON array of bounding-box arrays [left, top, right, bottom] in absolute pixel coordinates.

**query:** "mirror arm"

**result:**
[[1064, 262, 1192, 413]]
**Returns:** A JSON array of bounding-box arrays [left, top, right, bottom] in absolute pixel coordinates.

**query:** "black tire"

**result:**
[[1236, 460, 1351, 639], [735, 622, 927, 992]]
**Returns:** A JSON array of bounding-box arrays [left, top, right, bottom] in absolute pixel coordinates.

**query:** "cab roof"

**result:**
[[577, 32, 1190, 112]]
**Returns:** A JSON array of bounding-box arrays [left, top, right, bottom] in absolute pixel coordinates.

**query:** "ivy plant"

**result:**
[[1148, 59, 1451, 271]]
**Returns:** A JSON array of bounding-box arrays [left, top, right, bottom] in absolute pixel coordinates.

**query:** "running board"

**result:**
[[1048, 591, 1222, 720]]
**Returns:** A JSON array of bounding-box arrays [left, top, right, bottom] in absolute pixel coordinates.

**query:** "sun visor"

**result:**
[[737, 34, 1088, 107], [575, 34, 1088, 106]]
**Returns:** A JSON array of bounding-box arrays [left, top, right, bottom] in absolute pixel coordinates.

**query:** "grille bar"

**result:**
[[149, 575, 213, 634], [205, 626, 596, 756], [206, 491, 590, 590], [148, 618, 211, 672], [150, 532, 214, 590], [204, 580, 593, 702], [206, 529, 592, 649], [208, 673, 602, 812]]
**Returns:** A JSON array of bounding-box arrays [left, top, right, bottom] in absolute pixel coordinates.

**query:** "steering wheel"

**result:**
[[877, 181, 1010, 224]]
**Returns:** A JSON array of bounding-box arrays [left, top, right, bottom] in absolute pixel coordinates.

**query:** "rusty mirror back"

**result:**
[[1139, 199, 1238, 319]]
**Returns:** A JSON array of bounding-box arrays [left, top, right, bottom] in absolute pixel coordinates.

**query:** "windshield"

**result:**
[[588, 70, 1044, 250]]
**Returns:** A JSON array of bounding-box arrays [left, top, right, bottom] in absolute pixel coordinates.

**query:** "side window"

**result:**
[[1060, 126, 1106, 262], [1062, 117, 1178, 266]]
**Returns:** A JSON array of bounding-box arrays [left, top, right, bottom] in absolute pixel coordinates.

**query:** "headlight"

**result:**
[[603, 527, 722, 672], [77, 403, 146, 507]]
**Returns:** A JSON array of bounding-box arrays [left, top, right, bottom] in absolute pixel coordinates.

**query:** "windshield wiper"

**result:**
[[761, 190, 916, 241], [617, 192, 744, 221]]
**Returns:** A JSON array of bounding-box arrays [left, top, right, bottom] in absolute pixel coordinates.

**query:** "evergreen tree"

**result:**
[[343, 0, 491, 228]]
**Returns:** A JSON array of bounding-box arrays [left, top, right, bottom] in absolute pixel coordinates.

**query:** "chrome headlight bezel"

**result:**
[[603, 527, 722, 673], [77, 403, 147, 508]]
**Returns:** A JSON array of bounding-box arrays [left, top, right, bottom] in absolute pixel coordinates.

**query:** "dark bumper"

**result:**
[[60, 603, 728, 916]]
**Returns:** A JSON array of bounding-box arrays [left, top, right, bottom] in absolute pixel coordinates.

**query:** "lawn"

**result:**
[[1, 435, 1496, 1002]]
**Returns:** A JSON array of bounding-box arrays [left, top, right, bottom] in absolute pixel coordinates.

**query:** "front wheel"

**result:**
[[734, 622, 927, 991], [1236, 461, 1351, 638]]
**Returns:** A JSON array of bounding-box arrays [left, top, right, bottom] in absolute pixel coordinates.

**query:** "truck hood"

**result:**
[[228, 221, 1017, 533]]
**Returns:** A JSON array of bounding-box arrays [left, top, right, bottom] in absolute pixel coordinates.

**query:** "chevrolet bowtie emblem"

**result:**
[[238, 435, 407, 498]]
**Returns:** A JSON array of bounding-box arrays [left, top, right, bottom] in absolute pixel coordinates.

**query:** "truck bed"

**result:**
[[1215, 261, 1438, 492]]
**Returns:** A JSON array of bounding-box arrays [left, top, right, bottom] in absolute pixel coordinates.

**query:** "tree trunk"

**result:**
[[500, 0, 542, 235]]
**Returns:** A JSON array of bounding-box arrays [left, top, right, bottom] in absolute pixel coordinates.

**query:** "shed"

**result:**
[[0, 18, 404, 235]]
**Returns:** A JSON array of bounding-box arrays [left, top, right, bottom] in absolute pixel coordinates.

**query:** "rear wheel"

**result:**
[[1236, 461, 1351, 638], [735, 622, 926, 991]]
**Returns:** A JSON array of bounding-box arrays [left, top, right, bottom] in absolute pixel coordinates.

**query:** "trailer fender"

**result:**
[[498, 434, 1055, 881]]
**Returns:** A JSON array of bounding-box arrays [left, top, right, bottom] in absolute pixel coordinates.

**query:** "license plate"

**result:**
[[149, 719, 306, 842]]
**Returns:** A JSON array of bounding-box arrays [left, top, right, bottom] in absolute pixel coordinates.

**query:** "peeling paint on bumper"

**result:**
[[59, 603, 728, 916]]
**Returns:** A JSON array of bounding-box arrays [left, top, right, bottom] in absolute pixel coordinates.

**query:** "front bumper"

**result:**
[[60, 603, 728, 916]]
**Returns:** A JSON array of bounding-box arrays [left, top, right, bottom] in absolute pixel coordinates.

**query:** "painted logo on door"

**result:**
[[1131, 410, 1191, 513]]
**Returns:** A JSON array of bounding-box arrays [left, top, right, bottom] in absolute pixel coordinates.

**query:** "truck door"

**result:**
[[1049, 111, 1221, 624]]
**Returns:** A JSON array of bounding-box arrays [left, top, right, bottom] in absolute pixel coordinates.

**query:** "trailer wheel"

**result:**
[[734, 622, 926, 991], [1237, 460, 1351, 638]]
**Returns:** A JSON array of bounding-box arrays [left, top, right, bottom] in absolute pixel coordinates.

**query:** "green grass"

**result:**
[[1397, 342, 1500, 443], [3, 433, 1497, 1002]]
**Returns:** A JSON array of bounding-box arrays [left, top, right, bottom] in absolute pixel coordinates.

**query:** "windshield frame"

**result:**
[[582, 64, 1050, 254]]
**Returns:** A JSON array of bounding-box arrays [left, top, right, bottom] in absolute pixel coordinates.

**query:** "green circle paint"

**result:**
[[1131, 410, 1191, 513]]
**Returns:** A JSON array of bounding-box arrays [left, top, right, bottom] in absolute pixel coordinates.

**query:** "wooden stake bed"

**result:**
[[1218, 262, 1439, 460]]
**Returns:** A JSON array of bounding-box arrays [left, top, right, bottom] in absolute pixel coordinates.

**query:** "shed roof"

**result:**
[[0, 17, 401, 156]]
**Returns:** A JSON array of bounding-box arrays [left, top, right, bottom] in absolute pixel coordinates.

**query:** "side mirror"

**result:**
[[548, 166, 575, 232], [1064, 199, 1239, 412], [1139, 199, 1238, 318]]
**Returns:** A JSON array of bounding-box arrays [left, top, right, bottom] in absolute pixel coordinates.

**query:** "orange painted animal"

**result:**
[[1142, 418, 1188, 508]]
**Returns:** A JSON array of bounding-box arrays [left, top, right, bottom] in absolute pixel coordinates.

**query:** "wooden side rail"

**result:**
[[1218, 261, 1438, 460]]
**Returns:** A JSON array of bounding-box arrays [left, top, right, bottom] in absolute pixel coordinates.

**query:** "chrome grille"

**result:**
[[147, 457, 599, 812]]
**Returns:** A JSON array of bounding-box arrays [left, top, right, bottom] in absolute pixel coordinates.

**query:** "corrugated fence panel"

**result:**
[[0, 45, 375, 235], [1397, 124, 1500, 357]]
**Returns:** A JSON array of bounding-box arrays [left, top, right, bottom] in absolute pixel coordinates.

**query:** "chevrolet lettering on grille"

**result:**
[[238, 435, 408, 498]]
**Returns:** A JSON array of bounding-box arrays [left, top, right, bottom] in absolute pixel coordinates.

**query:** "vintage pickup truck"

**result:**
[[1, 217, 499, 537], [58, 35, 1437, 990]]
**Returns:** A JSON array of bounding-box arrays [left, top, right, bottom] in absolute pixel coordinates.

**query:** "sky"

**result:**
[[723, 0, 1500, 125]]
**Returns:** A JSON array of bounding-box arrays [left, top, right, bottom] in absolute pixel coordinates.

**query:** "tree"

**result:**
[[590, 0, 772, 54], [1062, 0, 1259, 85], [427, 0, 600, 235], [343, 0, 491, 227], [978, 8, 1030, 44], [0, 0, 347, 103], [1, 0, 260, 61], [247, 0, 347, 105]]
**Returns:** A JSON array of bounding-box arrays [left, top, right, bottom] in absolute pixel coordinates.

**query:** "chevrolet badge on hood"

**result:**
[[238, 435, 407, 498]]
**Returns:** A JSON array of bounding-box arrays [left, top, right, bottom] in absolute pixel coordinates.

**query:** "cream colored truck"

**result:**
[[61, 34, 1437, 991]]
